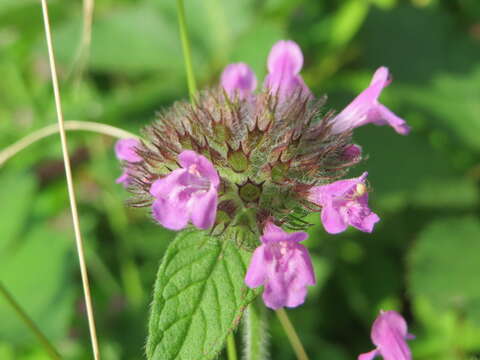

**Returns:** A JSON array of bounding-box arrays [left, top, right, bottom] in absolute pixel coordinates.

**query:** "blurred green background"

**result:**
[[1, 0, 480, 359]]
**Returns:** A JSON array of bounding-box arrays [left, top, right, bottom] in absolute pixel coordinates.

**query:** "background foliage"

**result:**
[[1, 0, 479, 359]]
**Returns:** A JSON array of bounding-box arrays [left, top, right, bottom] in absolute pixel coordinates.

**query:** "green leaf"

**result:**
[[54, 6, 183, 74], [330, 0, 370, 48], [0, 171, 36, 253], [407, 216, 480, 325], [0, 227, 74, 344], [354, 127, 474, 211], [146, 228, 258, 360], [229, 21, 285, 81], [405, 67, 480, 151]]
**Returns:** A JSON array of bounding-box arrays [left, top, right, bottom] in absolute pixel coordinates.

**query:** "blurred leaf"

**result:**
[[262, 0, 303, 15], [411, 297, 480, 359], [0, 227, 74, 344], [0, 171, 36, 252], [369, 0, 397, 10], [405, 67, 480, 151], [361, 5, 480, 82], [330, 0, 370, 48], [149, 0, 257, 73], [410, 177, 478, 209], [0, 343, 14, 360], [229, 21, 285, 80], [0, 0, 36, 15], [146, 228, 257, 360], [54, 5, 183, 74], [408, 217, 480, 326], [355, 127, 459, 211]]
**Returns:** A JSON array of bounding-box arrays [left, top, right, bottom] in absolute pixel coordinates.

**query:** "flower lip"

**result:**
[[245, 222, 315, 309], [149, 150, 220, 231]]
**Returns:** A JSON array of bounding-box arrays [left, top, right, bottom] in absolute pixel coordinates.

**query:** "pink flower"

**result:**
[[308, 172, 380, 234], [115, 138, 142, 186], [149, 150, 220, 231], [264, 40, 311, 99], [221, 63, 257, 100], [359, 310, 415, 360], [330, 67, 410, 135], [245, 222, 316, 310]]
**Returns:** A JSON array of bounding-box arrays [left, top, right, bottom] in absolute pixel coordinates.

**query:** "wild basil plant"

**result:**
[[115, 40, 412, 360]]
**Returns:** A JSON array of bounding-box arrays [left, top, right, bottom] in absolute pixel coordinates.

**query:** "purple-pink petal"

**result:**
[[245, 245, 267, 288], [343, 144, 362, 161], [267, 40, 303, 75], [150, 169, 186, 198], [178, 150, 220, 187], [190, 187, 218, 230], [152, 198, 189, 231], [264, 40, 310, 99], [149, 150, 220, 231], [359, 310, 414, 360], [372, 104, 411, 135], [245, 222, 316, 310], [296, 246, 316, 286], [221, 63, 257, 100], [115, 138, 142, 163], [115, 171, 130, 186], [353, 211, 380, 233], [309, 172, 380, 234], [330, 67, 410, 135], [358, 349, 380, 360], [321, 203, 348, 234], [371, 310, 409, 344]]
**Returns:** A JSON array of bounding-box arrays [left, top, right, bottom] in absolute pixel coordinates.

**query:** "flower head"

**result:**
[[264, 40, 310, 99], [149, 150, 220, 231], [359, 310, 415, 360], [115, 138, 142, 186], [245, 222, 315, 309], [221, 63, 257, 100], [308, 172, 380, 234], [331, 67, 410, 135]]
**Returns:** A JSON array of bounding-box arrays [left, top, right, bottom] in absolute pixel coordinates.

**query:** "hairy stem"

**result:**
[[0, 282, 62, 360], [227, 334, 238, 360], [176, 0, 198, 102], [242, 301, 269, 360], [275, 308, 309, 360], [0, 120, 138, 167], [40, 1, 101, 359]]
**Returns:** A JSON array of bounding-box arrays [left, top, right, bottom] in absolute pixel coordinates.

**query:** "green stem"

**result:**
[[176, 0, 198, 102], [275, 308, 309, 360], [243, 301, 269, 360], [0, 282, 62, 360], [226, 333, 238, 360]]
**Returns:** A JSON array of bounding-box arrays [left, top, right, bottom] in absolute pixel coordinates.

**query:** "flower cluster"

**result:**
[[115, 40, 410, 311]]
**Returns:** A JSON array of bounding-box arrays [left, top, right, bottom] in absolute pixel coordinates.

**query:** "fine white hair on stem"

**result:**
[[0, 120, 139, 167], [39, 1, 101, 359], [242, 302, 270, 360]]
